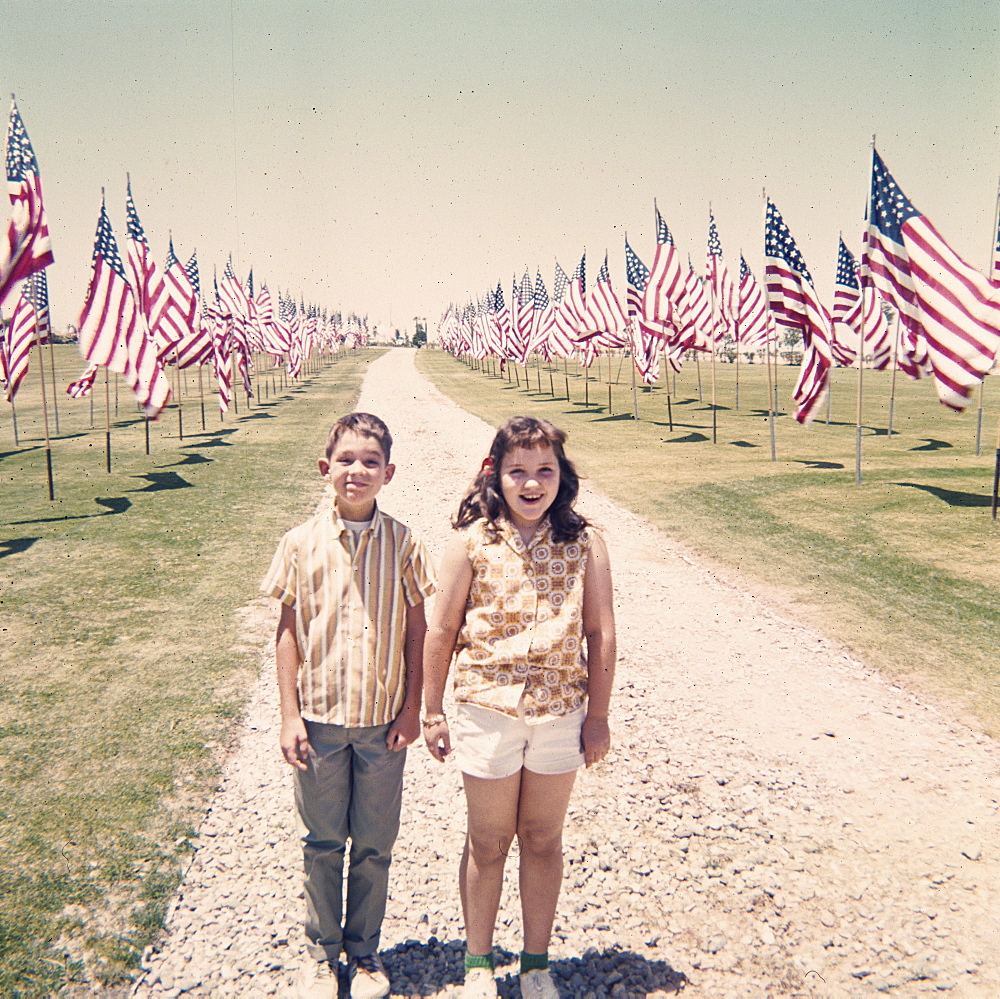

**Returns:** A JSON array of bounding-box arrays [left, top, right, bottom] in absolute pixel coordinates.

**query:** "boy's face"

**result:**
[[318, 430, 394, 520]]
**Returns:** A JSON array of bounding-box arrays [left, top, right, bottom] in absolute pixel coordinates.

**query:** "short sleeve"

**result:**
[[400, 532, 436, 607], [260, 531, 298, 607]]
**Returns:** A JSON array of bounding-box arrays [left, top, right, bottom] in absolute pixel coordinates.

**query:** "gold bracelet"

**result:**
[[421, 713, 447, 728]]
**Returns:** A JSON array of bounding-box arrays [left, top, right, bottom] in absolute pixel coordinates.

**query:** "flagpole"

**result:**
[[104, 365, 112, 473], [33, 321, 55, 500], [855, 287, 865, 485], [887, 317, 899, 437], [198, 363, 206, 430], [664, 352, 673, 431], [172, 352, 184, 441], [9, 396, 19, 446], [46, 332, 59, 434], [630, 354, 638, 419], [762, 188, 777, 461]]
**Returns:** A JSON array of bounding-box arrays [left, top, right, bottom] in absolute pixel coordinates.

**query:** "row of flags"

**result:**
[[0, 99, 370, 420], [439, 151, 1000, 424]]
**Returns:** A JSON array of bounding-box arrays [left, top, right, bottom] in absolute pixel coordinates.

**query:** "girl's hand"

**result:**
[[424, 720, 452, 762], [582, 714, 610, 768]]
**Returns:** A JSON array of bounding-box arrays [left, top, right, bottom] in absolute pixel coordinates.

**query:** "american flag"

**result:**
[[765, 198, 833, 424], [624, 238, 662, 384], [548, 262, 577, 358], [525, 270, 555, 358], [160, 235, 199, 356], [77, 196, 171, 417], [829, 239, 861, 367], [66, 363, 99, 399], [2, 285, 35, 401], [516, 270, 534, 359], [566, 252, 587, 336], [125, 178, 180, 359], [2, 99, 53, 310], [580, 252, 629, 347], [185, 250, 201, 300], [642, 205, 688, 336], [31, 266, 50, 341], [681, 260, 712, 351], [863, 149, 1000, 410], [707, 211, 735, 341], [256, 284, 291, 356], [832, 237, 892, 370], [736, 256, 773, 354]]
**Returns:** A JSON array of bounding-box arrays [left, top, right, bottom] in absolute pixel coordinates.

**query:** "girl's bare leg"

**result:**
[[460, 771, 522, 954], [515, 769, 577, 953]]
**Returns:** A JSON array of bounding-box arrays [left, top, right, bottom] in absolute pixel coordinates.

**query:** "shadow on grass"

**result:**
[[791, 460, 845, 470], [730, 440, 758, 448], [593, 413, 637, 423], [0, 537, 39, 558], [240, 411, 276, 420], [129, 472, 193, 492], [379, 941, 686, 998], [6, 497, 132, 526], [0, 445, 43, 462], [163, 454, 213, 466], [894, 482, 992, 507], [910, 439, 954, 452], [665, 432, 710, 444]]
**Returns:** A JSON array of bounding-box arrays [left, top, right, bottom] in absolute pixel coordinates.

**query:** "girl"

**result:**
[[422, 416, 616, 999]]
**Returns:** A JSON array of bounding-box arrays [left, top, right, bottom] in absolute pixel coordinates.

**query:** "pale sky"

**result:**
[[3, 0, 998, 339]]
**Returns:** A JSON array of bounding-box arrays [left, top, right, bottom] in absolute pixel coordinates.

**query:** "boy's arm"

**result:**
[[386, 599, 428, 751], [422, 532, 474, 762], [276, 602, 311, 770], [581, 531, 616, 768]]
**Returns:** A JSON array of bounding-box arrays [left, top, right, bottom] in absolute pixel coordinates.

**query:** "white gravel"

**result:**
[[132, 347, 1000, 999]]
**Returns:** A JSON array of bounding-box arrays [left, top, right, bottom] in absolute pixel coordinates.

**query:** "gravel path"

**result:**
[[133, 348, 1000, 999]]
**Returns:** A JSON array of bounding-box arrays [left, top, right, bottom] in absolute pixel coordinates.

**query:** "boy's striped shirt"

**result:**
[[262, 506, 435, 727]]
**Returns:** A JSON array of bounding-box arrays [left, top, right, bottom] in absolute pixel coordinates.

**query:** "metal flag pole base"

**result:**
[[45, 447, 54, 501], [992, 448, 1000, 521], [145, 418, 151, 455]]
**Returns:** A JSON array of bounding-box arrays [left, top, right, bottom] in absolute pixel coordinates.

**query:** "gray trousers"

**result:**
[[295, 720, 406, 963]]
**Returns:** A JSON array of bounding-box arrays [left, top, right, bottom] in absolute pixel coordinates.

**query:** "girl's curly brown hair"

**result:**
[[453, 415, 588, 543]]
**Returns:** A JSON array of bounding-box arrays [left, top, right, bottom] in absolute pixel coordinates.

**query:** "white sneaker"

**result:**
[[462, 966, 499, 999], [295, 960, 338, 999], [348, 952, 391, 999], [519, 968, 560, 999]]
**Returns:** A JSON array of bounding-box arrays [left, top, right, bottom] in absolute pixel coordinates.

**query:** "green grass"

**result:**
[[0, 345, 381, 996], [417, 348, 1000, 731]]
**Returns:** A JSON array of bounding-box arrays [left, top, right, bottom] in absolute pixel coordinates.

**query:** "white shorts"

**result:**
[[451, 702, 586, 780]]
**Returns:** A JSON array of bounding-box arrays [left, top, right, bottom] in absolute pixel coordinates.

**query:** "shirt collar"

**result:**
[[331, 502, 382, 539], [499, 515, 551, 556]]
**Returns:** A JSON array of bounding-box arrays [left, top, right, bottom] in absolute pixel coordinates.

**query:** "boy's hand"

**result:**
[[423, 720, 451, 763], [280, 716, 312, 770], [386, 705, 420, 751], [581, 714, 610, 768]]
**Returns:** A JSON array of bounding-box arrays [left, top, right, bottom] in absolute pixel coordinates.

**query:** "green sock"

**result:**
[[465, 951, 495, 973], [520, 951, 548, 974]]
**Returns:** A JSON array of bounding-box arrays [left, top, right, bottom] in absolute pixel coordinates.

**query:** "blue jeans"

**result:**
[[295, 721, 406, 963]]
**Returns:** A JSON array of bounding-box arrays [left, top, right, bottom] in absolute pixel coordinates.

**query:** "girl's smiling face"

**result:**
[[499, 444, 560, 536]]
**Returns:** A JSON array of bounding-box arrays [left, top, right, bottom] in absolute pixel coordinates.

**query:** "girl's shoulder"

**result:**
[[455, 517, 493, 553]]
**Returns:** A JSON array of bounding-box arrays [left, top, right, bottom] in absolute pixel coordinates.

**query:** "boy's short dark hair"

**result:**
[[325, 412, 393, 462]]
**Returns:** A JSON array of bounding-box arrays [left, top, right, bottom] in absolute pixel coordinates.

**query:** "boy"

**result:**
[[261, 413, 435, 999]]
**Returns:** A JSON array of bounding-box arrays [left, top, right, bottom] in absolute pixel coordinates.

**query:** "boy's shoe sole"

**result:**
[[295, 960, 338, 999], [348, 953, 391, 999]]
